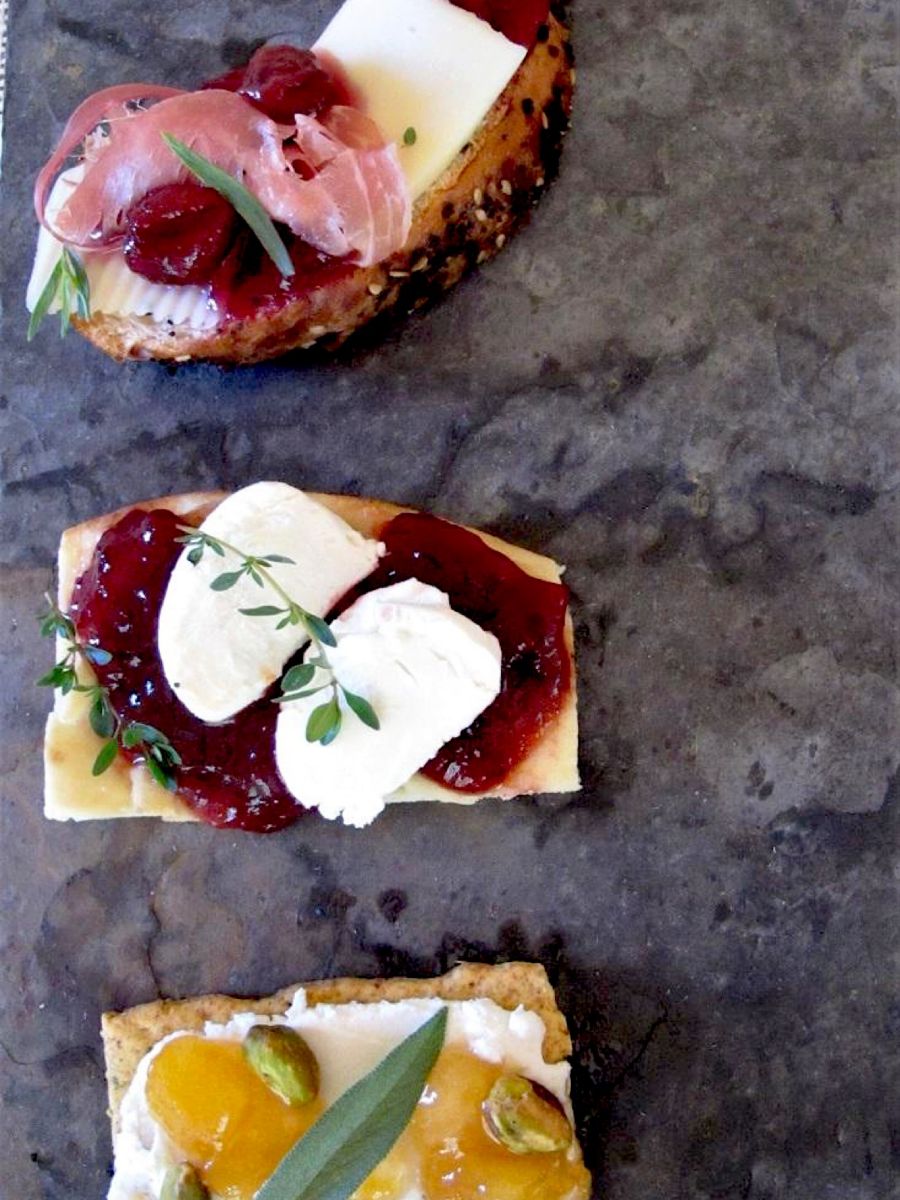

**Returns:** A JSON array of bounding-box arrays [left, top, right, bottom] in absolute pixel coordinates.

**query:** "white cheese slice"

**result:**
[[107, 990, 576, 1200], [275, 578, 501, 827], [315, 0, 526, 198], [26, 167, 219, 331], [157, 482, 382, 723]]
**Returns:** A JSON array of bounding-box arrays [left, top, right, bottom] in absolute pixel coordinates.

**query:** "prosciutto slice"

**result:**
[[39, 89, 411, 267]]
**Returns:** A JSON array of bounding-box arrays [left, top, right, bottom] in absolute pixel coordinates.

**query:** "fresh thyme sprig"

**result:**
[[37, 596, 181, 787], [175, 526, 379, 747], [28, 247, 91, 341]]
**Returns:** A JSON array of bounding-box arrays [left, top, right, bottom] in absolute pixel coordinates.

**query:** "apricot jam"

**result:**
[[146, 1036, 323, 1200], [146, 1039, 589, 1200]]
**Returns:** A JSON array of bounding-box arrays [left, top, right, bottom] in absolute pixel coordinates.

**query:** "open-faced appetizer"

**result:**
[[41, 483, 579, 831], [101, 961, 591, 1200], [26, 0, 573, 363]]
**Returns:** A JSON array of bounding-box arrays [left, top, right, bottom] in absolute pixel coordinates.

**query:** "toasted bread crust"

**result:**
[[72, 17, 572, 364], [45, 489, 579, 823], [101, 962, 573, 1123]]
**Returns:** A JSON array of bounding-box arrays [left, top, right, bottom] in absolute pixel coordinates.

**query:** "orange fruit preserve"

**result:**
[[146, 1037, 590, 1200]]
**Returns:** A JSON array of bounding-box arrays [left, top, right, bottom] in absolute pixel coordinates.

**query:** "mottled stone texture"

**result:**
[[1, 1, 898, 1198]]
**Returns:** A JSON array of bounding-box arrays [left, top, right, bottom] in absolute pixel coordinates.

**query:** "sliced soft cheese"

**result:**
[[26, 167, 219, 331], [275, 578, 501, 827], [315, 0, 526, 199], [158, 482, 381, 723], [107, 990, 575, 1200]]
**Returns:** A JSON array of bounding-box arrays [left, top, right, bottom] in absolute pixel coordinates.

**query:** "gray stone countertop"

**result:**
[[1, 2, 898, 1198]]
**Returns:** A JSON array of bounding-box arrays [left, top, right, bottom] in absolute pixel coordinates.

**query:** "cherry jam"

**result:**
[[69, 509, 304, 833], [452, 0, 550, 47], [352, 514, 571, 791]]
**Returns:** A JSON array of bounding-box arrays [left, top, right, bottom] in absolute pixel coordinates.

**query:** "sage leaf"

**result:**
[[162, 133, 295, 278], [342, 689, 380, 731], [255, 1007, 447, 1200]]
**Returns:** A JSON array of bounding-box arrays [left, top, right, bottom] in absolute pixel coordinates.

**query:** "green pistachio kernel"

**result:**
[[160, 1162, 209, 1200], [242, 1024, 320, 1107], [482, 1074, 573, 1155]]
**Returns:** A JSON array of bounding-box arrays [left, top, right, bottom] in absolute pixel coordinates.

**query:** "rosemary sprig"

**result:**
[[175, 526, 380, 747], [37, 596, 181, 787], [28, 247, 91, 341], [162, 133, 295, 278]]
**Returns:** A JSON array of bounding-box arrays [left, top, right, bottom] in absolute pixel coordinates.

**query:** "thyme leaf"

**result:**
[[37, 595, 178, 788], [175, 525, 380, 745]]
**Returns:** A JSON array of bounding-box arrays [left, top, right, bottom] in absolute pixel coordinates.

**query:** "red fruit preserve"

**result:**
[[123, 184, 238, 286], [451, 0, 550, 47], [69, 507, 570, 830], [69, 509, 304, 833], [353, 514, 571, 791]]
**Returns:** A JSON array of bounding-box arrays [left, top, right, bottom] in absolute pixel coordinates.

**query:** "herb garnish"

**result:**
[[256, 1007, 447, 1200], [27, 247, 91, 341], [162, 133, 295, 278], [174, 526, 380, 747], [403, 126, 417, 146], [37, 596, 181, 787]]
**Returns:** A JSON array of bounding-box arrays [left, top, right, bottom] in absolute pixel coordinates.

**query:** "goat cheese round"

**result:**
[[107, 991, 574, 1200], [275, 579, 502, 826], [157, 483, 381, 723]]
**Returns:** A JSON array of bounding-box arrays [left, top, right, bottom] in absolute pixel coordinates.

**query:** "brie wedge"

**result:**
[[275, 579, 502, 827], [158, 483, 381, 723]]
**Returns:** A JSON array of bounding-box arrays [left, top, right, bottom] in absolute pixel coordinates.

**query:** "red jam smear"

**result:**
[[201, 44, 355, 123], [209, 228, 355, 323], [123, 184, 238, 286], [351, 513, 571, 792], [452, 0, 550, 47], [68, 508, 304, 833], [68, 507, 569, 830]]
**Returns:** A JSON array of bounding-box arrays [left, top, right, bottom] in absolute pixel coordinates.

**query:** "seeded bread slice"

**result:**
[[68, 16, 572, 364], [44, 490, 579, 824]]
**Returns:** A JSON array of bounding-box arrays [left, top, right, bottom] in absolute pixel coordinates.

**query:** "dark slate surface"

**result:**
[[2, 2, 899, 1198]]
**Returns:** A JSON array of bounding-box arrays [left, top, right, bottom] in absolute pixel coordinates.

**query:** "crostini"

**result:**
[[101, 961, 592, 1200], [27, 0, 573, 364], [42, 484, 579, 831]]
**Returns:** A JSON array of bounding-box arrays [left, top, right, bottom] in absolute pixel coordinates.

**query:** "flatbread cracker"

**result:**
[[46, 492, 579, 823], [102, 962, 589, 1200]]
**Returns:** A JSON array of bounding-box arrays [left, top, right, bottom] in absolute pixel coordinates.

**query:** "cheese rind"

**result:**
[[26, 168, 219, 331], [275, 579, 502, 826], [157, 483, 382, 723], [315, 0, 527, 198], [107, 991, 574, 1200]]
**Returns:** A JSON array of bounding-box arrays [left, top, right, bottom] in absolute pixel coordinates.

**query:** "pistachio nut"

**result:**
[[242, 1023, 320, 1106], [482, 1074, 573, 1155], [160, 1162, 209, 1200]]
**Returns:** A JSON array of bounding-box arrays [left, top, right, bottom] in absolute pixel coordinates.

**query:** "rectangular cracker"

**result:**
[[45, 492, 579, 822]]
